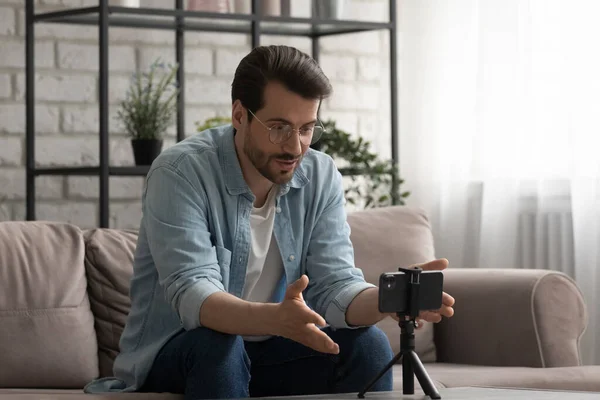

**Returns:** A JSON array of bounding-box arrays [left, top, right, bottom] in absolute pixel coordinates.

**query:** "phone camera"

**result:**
[[382, 274, 396, 290]]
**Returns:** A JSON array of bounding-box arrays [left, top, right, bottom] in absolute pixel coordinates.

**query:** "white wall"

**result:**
[[0, 0, 392, 228]]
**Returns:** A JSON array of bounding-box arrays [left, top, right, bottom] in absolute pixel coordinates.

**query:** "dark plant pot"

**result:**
[[131, 138, 163, 166]]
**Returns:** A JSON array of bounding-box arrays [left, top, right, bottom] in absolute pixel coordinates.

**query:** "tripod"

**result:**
[[358, 267, 442, 399]]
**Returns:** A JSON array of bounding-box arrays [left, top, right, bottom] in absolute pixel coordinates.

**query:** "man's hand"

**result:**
[[389, 258, 455, 327], [273, 275, 340, 354]]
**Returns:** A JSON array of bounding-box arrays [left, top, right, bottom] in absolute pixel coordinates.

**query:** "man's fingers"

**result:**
[[306, 324, 339, 354], [440, 305, 454, 318], [442, 292, 455, 307], [285, 275, 309, 299], [304, 308, 327, 328], [412, 258, 449, 271]]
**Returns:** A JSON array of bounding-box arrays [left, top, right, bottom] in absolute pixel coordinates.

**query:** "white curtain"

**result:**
[[399, 0, 600, 365]]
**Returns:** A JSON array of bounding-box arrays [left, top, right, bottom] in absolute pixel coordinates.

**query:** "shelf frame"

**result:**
[[24, 0, 399, 227]]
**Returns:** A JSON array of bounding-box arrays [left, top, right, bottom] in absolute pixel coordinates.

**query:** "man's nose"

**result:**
[[283, 129, 303, 155]]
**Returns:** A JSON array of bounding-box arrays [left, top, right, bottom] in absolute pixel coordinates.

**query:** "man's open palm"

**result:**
[[273, 275, 340, 354]]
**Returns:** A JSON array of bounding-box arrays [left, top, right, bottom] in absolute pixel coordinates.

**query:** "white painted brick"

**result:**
[[58, 43, 136, 72], [0, 137, 22, 166], [0, 168, 24, 200], [320, 31, 381, 55], [319, 55, 356, 81], [38, 0, 96, 6], [11, 203, 24, 221], [346, 0, 388, 22], [0, 7, 16, 36], [19, 10, 96, 39], [67, 176, 144, 200], [186, 32, 248, 48], [110, 202, 142, 229], [357, 84, 380, 110], [108, 75, 132, 105], [0, 203, 10, 221], [36, 137, 98, 166], [138, 46, 213, 76], [37, 176, 64, 200], [216, 49, 250, 77], [358, 57, 381, 81], [325, 83, 358, 110], [259, 36, 311, 55], [110, 27, 174, 45], [37, 202, 97, 228], [319, 111, 358, 136], [0, 104, 60, 134], [0, 74, 11, 99], [186, 108, 218, 134], [110, 137, 135, 166], [165, 107, 217, 137], [358, 114, 379, 142], [0, 40, 54, 69], [62, 105, 124, 135], [186, 77, 231, 106], [15, 73, 96, 103]]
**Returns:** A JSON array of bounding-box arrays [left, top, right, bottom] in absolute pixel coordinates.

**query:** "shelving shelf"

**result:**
[[25, 0, 398, 228]]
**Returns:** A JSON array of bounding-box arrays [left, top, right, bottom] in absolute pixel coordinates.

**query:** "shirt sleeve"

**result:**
[[303, 160, 376, 329], [142, 163, 225, 331]]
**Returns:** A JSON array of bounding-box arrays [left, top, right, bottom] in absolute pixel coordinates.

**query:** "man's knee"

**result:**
[[182, 327, 249, 368], [351, 326, 393, 362]]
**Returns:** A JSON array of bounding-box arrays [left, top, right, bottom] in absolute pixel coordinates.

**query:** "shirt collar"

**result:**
[[219, 125, 309, 197]]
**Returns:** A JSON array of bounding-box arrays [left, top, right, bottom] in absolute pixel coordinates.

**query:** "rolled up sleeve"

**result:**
[[143, 163, 225, 331], [304, 163, 376, 330]]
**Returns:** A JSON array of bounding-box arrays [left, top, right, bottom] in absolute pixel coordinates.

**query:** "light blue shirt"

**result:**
[[84, 124, 374, 393]]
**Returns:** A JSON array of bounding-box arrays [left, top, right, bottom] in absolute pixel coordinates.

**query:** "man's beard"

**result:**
[[243, 129, 302, 185]]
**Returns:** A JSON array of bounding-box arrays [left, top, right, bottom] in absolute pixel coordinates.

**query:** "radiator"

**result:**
[[517, 210, 575, 278]]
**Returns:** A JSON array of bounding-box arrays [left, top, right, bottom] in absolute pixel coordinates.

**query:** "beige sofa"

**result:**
[[0, 206, 599, 399]]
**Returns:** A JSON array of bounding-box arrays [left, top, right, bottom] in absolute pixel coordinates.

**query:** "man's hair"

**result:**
[[231, 45, 332, 118]]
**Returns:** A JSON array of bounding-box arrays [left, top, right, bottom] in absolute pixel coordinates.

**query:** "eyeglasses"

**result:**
[[247, 109, 325, 146]]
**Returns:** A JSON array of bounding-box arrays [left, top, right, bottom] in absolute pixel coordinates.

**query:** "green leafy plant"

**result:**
[[117, 59, 179, 140], [313, 120, 410, 208], [195, 116, 410, 208]]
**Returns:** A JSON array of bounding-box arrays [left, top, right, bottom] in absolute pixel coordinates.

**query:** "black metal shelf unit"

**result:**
[[25, 0, 398, 228]]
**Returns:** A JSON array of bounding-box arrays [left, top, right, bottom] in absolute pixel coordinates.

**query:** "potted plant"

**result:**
[[195, 116, 409, 208], [117, 59, 179, 166]]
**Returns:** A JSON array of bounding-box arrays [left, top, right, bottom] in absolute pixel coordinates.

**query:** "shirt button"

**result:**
[[276, 207, 282, 213], [238, 257, 242, 263], [289, 255, 295, 261]]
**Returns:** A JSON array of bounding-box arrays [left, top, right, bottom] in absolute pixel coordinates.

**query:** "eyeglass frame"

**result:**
[[246, 108, 326, 146]]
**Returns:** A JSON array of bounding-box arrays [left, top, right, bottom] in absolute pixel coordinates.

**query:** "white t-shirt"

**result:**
[[242, 185, 284, 341]]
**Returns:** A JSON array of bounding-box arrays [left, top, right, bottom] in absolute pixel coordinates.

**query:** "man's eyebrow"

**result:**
[[265, 118, 317, 126]]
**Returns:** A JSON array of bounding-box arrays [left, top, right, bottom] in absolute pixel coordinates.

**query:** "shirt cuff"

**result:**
[[178, 278, 225, 330], [324, 281, 376, 329]]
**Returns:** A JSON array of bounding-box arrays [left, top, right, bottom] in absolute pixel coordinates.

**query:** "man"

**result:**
[[85, 45, 454, 399]]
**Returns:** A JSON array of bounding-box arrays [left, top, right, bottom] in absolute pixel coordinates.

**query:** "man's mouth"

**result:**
[[274, 158, 298, 171]]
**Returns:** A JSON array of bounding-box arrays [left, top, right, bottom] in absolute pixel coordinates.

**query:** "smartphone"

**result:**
[[378, 270, 444, 314]]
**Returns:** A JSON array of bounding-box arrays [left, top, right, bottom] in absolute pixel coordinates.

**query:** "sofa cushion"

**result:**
[[0, 221, 98, 388], [423, 363, 600, 392], [347, 206, 438, 362], [83, 228, 138, 378]]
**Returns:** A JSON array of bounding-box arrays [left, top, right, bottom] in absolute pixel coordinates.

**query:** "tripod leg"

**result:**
[[357, 351, 403, 398], [409, 350, 441, 399], [402, 348, 414, 395]]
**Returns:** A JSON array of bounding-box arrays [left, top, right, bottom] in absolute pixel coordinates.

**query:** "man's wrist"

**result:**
[[250, 301, 280, 336]]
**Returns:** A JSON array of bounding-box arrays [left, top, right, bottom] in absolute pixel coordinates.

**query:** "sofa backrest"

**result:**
[[0, 205, 439, 386], [0, 221, 99, 389], [347, 206, 438, 362]]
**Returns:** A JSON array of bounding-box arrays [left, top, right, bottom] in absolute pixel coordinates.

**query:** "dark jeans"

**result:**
[[140, 325, 394, 399]]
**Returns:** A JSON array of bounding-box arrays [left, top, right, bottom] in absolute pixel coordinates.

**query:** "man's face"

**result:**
[[239, 82, 320, 185]]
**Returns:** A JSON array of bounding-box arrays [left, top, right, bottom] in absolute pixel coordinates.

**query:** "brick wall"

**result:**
[[0, 0, 392, 229]]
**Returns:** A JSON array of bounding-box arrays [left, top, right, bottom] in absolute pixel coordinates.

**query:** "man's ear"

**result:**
[[231, 100, 245, 130]]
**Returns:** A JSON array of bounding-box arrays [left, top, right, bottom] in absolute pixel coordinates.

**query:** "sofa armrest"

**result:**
[[434, 268, 587, 368]]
